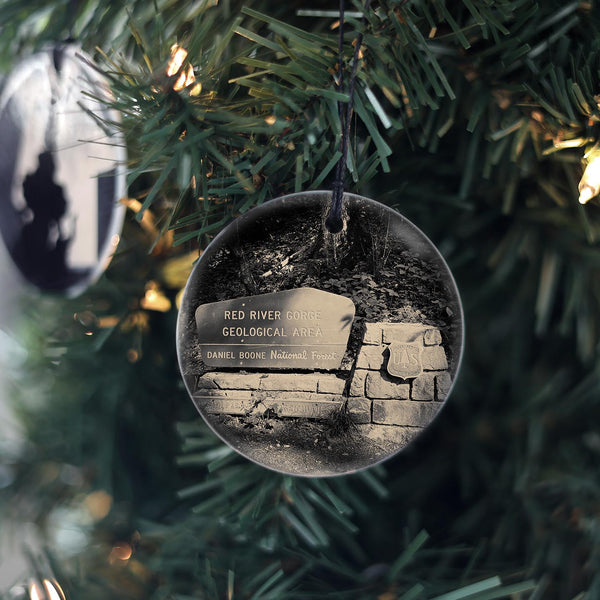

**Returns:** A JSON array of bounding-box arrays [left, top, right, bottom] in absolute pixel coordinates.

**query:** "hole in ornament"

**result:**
[[325, 212, 344, 234]]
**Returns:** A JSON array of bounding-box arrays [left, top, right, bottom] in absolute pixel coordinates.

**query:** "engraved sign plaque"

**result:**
[[387, 343, 423, 379], [195, 287, 355, 369]]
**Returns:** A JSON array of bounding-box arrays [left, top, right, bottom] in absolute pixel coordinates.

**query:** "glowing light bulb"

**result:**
[[167, 44, 201, 94], [140, 282, 172, 312], [109, 542, 133, 564], [167, 45, 188, 77], [578, 154, 600, 204]]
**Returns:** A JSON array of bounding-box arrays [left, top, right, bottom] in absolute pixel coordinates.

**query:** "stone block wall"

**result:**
[[194, 372, 350, 420], [193, 322, 452, 429]]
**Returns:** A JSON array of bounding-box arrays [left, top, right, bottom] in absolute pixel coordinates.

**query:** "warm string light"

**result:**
[[140, 281, 172, 312], [167, 44, 202, 96], [578, 153, 600, 204], [109, 542, 133, 564]]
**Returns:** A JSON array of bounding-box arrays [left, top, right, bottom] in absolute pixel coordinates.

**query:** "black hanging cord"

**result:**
[[325, 0, 371, 233]]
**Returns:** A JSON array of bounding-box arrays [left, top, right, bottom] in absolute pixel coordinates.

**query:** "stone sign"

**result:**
[[386, 343, 423, 379], [195, 287, 355, 369]]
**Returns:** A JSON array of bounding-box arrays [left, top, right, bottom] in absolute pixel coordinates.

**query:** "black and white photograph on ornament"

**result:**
[[177, 191, 463, 477], [0, 45, 126, 296]]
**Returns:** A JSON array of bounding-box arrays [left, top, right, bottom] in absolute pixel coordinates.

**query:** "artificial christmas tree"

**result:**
[[1, 1, 599, 599]]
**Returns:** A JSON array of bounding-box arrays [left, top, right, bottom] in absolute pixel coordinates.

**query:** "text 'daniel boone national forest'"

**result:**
[[195, 287, 355, 369]]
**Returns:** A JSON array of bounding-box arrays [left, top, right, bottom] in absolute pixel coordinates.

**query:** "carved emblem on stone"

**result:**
[[387, 343, 423, 379]]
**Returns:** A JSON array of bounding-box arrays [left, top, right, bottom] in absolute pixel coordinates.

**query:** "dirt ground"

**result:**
[[207, 413, 423, 476]]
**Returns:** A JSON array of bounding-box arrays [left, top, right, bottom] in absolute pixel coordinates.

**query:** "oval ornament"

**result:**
[[0, 44, 126, 296], [177, 191, 464, 476]]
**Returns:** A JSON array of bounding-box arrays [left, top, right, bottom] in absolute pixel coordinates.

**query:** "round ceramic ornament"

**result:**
[[177, 191, 464, 476], [0, 44, 126, 296]]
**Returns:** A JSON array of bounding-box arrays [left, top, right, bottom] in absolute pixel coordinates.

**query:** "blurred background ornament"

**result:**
[[0, 44, 126, 296]]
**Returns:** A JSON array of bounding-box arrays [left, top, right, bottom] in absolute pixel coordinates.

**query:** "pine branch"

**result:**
[[3, 3, 600, 599]]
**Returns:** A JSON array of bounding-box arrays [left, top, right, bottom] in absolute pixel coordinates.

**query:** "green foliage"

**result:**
[[3, 0, 600, 599], [3, 222, 185, 512], [0, 0, 226, 68]]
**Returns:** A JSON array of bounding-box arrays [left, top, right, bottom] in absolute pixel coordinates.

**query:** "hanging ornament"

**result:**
[[177, 191, 464, 476], [0, 44, 126, 296], [178, 2, 463, 475]]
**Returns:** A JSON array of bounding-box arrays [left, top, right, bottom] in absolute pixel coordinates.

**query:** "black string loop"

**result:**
[[325, 0, 371, 234]]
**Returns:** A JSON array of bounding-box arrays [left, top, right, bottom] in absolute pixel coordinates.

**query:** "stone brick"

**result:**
[[258, 373, 319, 392], [262, 396, 344, 419], [382, 323, 429, 345], [362, 323, 383, 345], [349, 369, 368, 396], [411, 373, 436, 401], [372, 400, 441, 427], [357, 424, 422, 447], [347, 398, 371, 423], [260, 391, 341, 403], [423, 328, 442, 346], [365, 372, 410, 399], [197, 391, 345, 419], [435, 372, 453, 401], [421, 346, 448, 371], [194, 394, 256, 415], [317, 375, 346, 394], [210, 372, 262, 390], [356, 345, 386, 370], [194, 389, 254, 399], [194, 374, 219, 390]]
